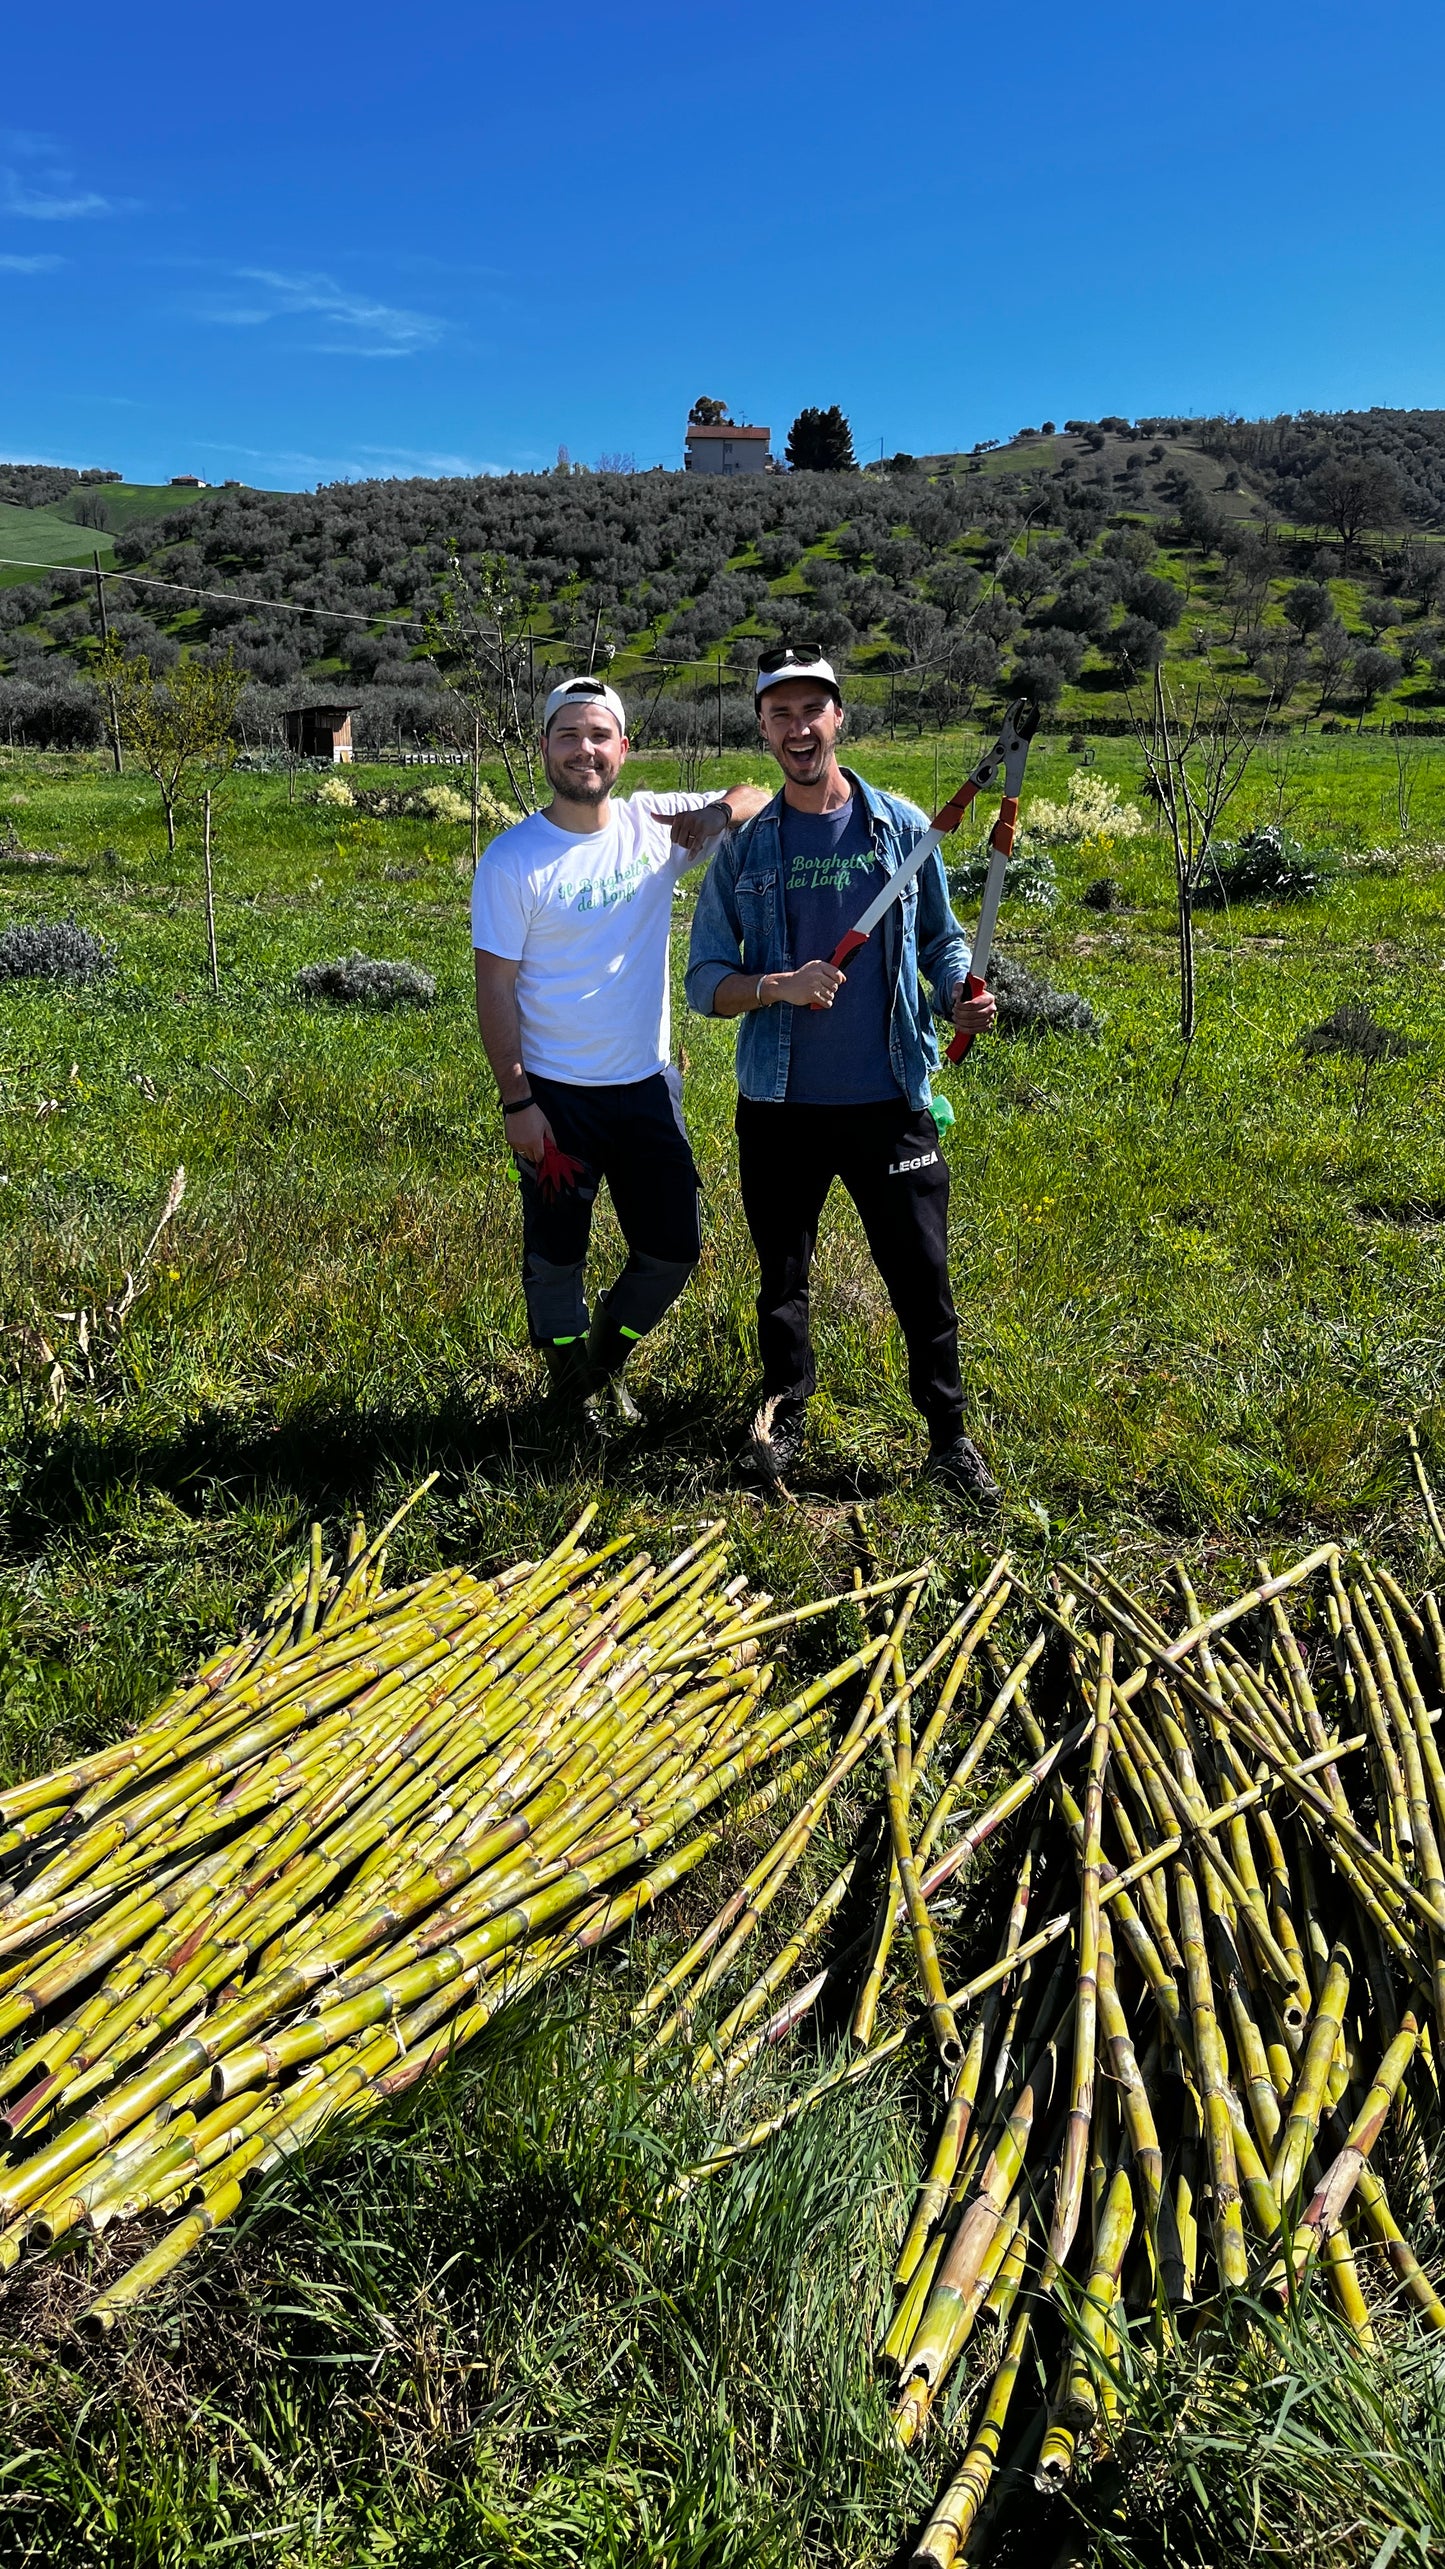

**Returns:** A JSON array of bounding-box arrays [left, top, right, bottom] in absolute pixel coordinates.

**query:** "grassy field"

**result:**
[[0, 486, 208, 590], [1, 733, 1444, 2562], [0, 502, 115, 582]]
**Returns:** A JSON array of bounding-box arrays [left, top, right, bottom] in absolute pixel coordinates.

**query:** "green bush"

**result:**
[[294, 952, 437, 1009], [0, 916, 115, 982]]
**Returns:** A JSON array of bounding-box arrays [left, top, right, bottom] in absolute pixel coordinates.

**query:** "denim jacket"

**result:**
[[684, 769, 972, 1109]]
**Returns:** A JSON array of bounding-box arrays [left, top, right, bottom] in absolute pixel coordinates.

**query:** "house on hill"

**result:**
[[684, 421, 770, 475]]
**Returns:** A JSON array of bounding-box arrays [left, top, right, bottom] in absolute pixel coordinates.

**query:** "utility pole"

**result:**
[[94, 551, 122, 773]]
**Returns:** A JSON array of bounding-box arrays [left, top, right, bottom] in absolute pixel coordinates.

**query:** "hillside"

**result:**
[[0, 477, 211, 588], [4, 410, 1445, 751]]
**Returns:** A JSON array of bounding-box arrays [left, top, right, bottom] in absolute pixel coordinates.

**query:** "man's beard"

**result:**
[[545, 760, 611, 805]]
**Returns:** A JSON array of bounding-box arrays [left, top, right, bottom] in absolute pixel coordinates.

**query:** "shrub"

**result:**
[[987, 952, 1102, 1038], [1297, 1002, 1414, 1062], [1024, 771, 1146, 848], [1083, 877, 1124, 910], [346, 784, 519, 828], [952, 848, 1059, 911], [315, 776, 355, 807], [0, 917, 115, 983], [417, 784, 471, 824], [1196, 825, 1330, 907], [294, 952, 437, 1009]]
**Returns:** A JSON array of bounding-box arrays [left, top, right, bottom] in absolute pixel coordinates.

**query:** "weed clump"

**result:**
[[0, 916, 115, 983], [1298, 1002, 1415, 1062], [317, 781, 518, 828], [953, 847, 1059, 911], [1024, 770, 1146, 849], [1197, 825, 1330, 906], [988, 951, 1102, 1039], [294, 952, 437, 1009], [1083, 876, 1124, 911]]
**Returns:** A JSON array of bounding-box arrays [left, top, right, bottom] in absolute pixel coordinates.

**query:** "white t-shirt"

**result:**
[[471, 792, 713, 1086]]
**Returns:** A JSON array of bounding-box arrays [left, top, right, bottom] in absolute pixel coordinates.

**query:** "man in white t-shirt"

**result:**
[[473, 676, 767, 1417]]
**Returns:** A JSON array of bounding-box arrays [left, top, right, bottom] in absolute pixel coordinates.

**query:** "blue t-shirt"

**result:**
[[781, 795, 903, 1104]]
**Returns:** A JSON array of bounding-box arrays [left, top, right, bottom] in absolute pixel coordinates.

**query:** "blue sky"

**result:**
[[3, 0, 1444, 492]]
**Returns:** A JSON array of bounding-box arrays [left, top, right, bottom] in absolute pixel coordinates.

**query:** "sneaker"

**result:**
[[597, 1373, 640, 1428], [741, 1397, 805, 1488], [584, 1309, 641, 1429], [926, 1434, 1002, 1507]]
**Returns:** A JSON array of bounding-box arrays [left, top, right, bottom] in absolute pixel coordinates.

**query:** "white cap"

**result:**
[[754, 651, 840, 702], [542, 676, 628, 735]]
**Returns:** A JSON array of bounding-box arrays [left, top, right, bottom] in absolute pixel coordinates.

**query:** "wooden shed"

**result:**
[[284, 703, 359, 763]]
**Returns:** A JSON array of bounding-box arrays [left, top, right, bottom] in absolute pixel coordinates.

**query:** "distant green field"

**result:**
[[52, 480, 211, 534], [0, 483, 209, 588], [0, 499, 114, 583]]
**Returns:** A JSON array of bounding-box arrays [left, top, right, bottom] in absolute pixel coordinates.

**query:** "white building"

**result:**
[[684, 422, 771, 475]]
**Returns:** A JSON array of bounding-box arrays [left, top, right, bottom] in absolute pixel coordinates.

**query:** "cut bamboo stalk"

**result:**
[[1271, 1947, 1351, 2208], [894, 2085, 1037, 2408], [1175, 1852, 1248, 2288], [1408, 1425, 1445, 1554], [906, 2300, 1031, 2569], [879, 1730, 962, 2073], [1048, 1635, 1114, 2281], [1268, 2011, 1418, 2293]]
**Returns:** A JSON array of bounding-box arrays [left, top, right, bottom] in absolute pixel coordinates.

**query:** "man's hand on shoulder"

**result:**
[[664, 782, 769, 855]]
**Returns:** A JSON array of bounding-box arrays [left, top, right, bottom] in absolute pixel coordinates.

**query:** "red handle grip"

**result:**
[[811, 924, 867, 1008], [947, 970, 988, 1065]]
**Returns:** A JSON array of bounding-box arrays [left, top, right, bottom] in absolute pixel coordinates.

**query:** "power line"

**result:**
[[0, 555, 435, 635]]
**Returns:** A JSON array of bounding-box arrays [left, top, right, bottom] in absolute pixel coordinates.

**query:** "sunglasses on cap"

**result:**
[[756, 643, 827, 673]]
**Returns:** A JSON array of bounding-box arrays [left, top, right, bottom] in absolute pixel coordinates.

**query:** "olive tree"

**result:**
[[91, 643, 243, 851]]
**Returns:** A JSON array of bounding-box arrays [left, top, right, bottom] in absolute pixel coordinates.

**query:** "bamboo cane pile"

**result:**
[[0, 1486, 916, 2337], [655, 1479, 1445, 2563]]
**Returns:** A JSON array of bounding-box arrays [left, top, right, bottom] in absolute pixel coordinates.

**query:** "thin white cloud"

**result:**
[[202, 267, 443, 358], [0, 251, 62, 271], [0, 133, 112, 221], [195, 439, 507, 481]]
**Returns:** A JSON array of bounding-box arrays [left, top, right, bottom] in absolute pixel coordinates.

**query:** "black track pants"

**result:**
[[735, 1096, 964, 1442], [518, 1069, 701, 1347]]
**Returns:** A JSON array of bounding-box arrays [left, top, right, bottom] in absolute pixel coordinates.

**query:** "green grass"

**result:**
[[0, 486, 209, 589], [0, 501, 115, 582], [1, 735, 1444, 2561], [50, 484, 212, 536]]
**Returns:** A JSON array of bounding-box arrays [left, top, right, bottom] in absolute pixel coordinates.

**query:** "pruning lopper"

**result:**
[[819, 699, 1040, 1064]]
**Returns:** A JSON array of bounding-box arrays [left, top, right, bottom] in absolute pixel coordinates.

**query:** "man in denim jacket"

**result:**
[[685, 647, 1000, 1501]]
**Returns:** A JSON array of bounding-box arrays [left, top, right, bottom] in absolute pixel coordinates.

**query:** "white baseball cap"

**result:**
[[754, 645, 841, 702], [542, 676, 628, 734]]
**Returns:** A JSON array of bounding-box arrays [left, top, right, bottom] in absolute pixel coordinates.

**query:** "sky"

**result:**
[[3, 0, 1445, 493]]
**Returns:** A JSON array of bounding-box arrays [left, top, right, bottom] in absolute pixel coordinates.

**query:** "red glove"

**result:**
[[536, 1138, 586, 1201]]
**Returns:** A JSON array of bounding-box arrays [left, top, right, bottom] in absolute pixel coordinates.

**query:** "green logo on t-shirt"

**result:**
[[788, 847, 877, 894], [574, 855, 653, 913]]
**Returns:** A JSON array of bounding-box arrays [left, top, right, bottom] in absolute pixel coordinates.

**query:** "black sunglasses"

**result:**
[[756, 643, 826, 674]]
